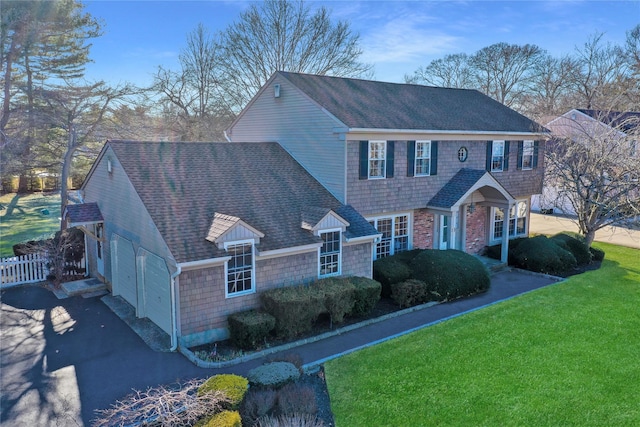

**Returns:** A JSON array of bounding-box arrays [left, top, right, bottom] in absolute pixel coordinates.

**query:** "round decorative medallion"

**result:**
[[458, 147, 468, 162]]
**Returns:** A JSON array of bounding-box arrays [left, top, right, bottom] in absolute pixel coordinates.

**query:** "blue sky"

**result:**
[[83, 0, 640, 87]]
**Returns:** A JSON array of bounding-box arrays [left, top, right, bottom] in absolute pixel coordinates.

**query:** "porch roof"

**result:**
[[427, 168, 514, 210], [64, 202, 103, 226]]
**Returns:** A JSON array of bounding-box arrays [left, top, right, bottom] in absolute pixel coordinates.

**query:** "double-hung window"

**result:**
[[226, 241, 254, 297], [521, 140, 534, 170], [415, 140, 431, 176], [369, 214, 409, 259], [491, 140, 505, 172], [368, 141, 386, 179], [508, 201, 529, 236], [492, 200, 529, 242], [319, 230, 341, 277]]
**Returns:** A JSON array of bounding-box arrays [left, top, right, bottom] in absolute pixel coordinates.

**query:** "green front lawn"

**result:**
[[325, 242, 640, 426], [0, 193, 61, 257]]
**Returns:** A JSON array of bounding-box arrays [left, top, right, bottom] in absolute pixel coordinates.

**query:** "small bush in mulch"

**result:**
[[196, 410, 242, 427], [275, 382, 317, 416], [228, 310, 276, 350], [247, 362, 301, 389], [198, 374, 248, 410], [390, 279, 429, 308]]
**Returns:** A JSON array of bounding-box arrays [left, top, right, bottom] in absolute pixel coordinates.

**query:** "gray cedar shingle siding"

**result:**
[[106, 140, 376, 264], [278, 72, 546, 133]]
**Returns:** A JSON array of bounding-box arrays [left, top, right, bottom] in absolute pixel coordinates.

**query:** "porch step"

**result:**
[[62, 278, 106, 297], [474, 255, 509, 274]]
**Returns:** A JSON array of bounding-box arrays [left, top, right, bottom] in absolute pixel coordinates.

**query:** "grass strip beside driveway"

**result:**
[[325, 242, 640, 426]]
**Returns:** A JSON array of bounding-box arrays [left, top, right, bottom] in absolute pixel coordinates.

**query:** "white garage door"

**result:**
[[140, 250, 172, 335], [111, 235, 137, 307]]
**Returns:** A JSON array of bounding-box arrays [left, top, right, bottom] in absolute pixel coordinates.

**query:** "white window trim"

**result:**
[[492, 140, 505, 172], [368, 213, 411, 260], [415, 140, 431, 177], [521, 140, 534, 171], [318, 228, 342, 278], [368, 140, 387, 179], [491, 200, 529, 243], [223, 239, 255, 298]]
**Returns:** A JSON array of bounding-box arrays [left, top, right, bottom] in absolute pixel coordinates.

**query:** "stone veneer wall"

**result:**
[[465, 207, 488, 254], [413, 208, 435, 249]]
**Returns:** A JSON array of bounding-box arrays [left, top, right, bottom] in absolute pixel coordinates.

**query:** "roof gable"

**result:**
[[428, 168, 513, 209], [206, 212, 265, 248], [301, 207, 349, 232], [278, 72, 546, 134]]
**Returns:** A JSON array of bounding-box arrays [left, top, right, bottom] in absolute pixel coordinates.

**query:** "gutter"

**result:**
[[346, 128, 549, 138], [169, 265, 181, 351]]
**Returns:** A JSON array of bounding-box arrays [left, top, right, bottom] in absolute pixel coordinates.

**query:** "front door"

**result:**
[[95, 223, 104, 276], [439, 215, 449, 250]]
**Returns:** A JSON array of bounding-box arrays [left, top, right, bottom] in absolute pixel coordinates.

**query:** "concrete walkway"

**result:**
[[530, 212, 640, 249]]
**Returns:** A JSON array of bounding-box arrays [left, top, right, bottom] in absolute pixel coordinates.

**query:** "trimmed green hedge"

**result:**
[[350, 276, 382, 317], [409, 249, 490, 301], [373, 250, 421, 297], [512, 235, 577, 275], [551, 233, 592, 265], [228, 310, 275, 350], [261, 285, 325, 339], [315, 277, 356, 325], [391, 279, 428, 308]]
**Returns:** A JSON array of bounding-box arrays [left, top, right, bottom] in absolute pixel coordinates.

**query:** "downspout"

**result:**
[[169, 265, 181, 351]]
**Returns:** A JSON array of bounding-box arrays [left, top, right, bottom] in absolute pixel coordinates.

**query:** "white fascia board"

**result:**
[[346, 128, 549, 140], [178, 256, 231, 271], [256, 243, 322, 260]]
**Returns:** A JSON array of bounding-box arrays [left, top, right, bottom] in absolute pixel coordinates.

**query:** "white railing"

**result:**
[[0, 253, 50, 288]]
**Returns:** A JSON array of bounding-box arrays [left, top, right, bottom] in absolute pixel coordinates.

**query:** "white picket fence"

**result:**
[[0, 253, 50, 288]]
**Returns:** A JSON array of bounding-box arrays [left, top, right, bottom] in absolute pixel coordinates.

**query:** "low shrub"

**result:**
[[198, 410, 242, 427], [484, 237, 527, 264], [409, 250, 490, 301], [256, 414, 326, 427], [228, 310, 276, 350], [551, 233, 592, 265], [276, 382, 317, 416], [247, 362, 301, 389], [373, 256, 412, 297], [198, 374, 248, 409], [267, 353, 304, 374], [590, 246, 606, 261], [390, 279, 428, 308], [261, 286, 325, 338], [512, 235, 577, 275], [240, 388, 278, 427], [349, 276, 382, 317], [313, 277, 355, 326]]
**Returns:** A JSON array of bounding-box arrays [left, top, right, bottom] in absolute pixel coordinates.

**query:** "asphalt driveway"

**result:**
[[1, 268, 559, 426], [0, 285, 210, 426]]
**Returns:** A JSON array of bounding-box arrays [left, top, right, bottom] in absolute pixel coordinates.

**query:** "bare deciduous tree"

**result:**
[[152, 23, 233, 141], [470, 42, 544, 108], [404, 53, 473, 89], [218, 0, 372, 109], [544, 111, 640, 247], [573, 32, 630, 110]]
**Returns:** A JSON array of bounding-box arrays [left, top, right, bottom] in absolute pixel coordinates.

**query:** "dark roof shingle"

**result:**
[[428, 169, 488, 209], [279, 72, 546, 133], [64, 202, 103, 225], [107, 140, 376, 263]]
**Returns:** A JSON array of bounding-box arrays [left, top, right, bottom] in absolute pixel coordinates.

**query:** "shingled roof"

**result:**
[[576, 109, 640, 133], [106, 140, 377, 264], [427, 168, 513, 209], [64, 202, 103, 226], [278, 72, 546, 133]]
